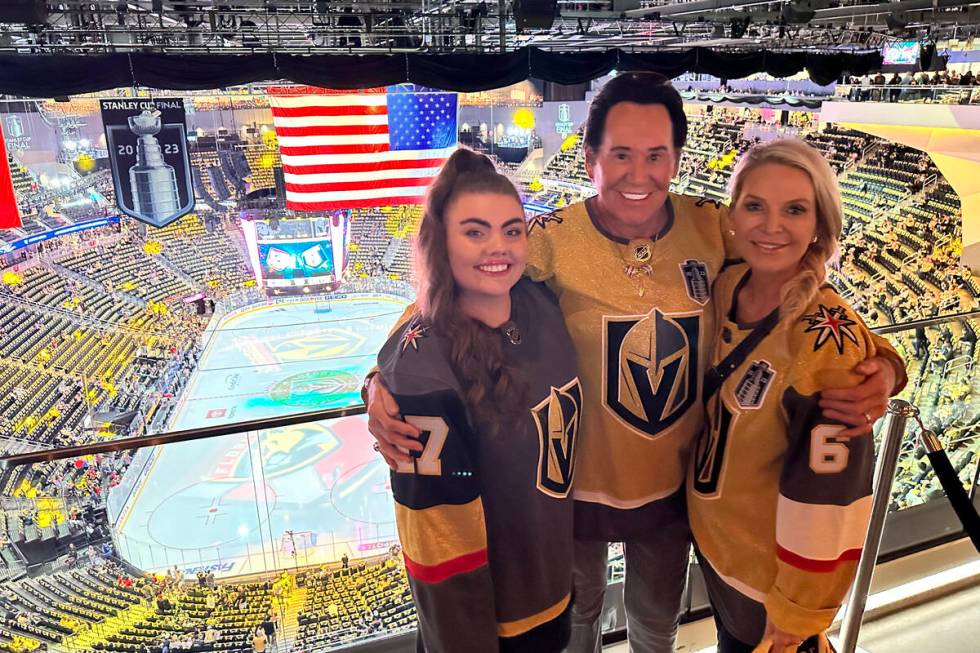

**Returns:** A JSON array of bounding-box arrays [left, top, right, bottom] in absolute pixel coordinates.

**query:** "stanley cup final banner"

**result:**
[[100, 98, 194, 228]]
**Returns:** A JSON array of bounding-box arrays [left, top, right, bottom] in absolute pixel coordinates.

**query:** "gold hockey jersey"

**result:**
[[526, 194, 730, 539], [688, 264, 878, 642]]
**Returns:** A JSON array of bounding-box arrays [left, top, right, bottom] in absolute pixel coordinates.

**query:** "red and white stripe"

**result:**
[[270, 93, 454, 211], [775, 495, 872, 572]]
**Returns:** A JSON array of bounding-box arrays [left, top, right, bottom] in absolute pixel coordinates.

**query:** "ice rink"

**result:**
[[109, 295, 409, 577]]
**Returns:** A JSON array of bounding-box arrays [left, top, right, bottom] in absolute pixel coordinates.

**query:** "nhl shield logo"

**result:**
[[531, 378, 582, 498], [603, 309, 701, 439], [680, 259, 710, 306], [734, 360, 776, 410], [5, 115, 24, 139]]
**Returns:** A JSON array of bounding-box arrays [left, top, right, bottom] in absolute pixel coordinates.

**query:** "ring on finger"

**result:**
[[863, 411, 873, 425]]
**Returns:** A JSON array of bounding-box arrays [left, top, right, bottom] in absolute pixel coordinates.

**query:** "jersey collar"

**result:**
[[584, 195, 675, 245]]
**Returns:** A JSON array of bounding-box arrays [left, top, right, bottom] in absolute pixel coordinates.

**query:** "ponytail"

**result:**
[[415, 148, 526, 432]]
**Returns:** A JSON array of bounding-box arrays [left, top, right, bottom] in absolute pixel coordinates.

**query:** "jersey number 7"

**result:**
[[395, 416, 450, 476]]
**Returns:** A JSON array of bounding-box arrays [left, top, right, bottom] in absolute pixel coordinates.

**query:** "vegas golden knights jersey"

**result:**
[[377, 279, 581, 653], [688, 263, 879, 644], [525, 194, 731, 539]]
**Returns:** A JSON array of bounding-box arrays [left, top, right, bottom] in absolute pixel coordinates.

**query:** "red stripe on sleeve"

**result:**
[[403, 549, 488, 584], [776, 544, 863, 573]]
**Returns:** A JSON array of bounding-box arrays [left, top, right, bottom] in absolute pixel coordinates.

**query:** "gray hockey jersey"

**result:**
[[377, 278, 581, 653]]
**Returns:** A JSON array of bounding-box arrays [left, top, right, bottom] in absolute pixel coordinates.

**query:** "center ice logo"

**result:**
[[209, 423, 340, 482]]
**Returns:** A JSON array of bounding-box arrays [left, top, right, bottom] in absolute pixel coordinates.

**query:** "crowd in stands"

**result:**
[[0, 548, 417, 653], [345, 205, 421, 282], [843, 69, 980, 103], [0, 100, 976, 652], [0, 211, 245, 557], [296, 556, 414, 650]]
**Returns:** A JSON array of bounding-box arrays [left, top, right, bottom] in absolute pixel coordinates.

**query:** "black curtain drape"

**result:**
[[0, 47, 882, 97]]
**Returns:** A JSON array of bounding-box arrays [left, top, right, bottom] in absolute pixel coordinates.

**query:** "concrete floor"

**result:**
[[609, 585, 980, 653], [856, 583, 980, 653], [607, 538, 980, 653]]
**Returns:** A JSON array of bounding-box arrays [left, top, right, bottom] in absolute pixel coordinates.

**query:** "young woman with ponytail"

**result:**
[[375, 148, 580, 653], [688, 139, 883, 653]]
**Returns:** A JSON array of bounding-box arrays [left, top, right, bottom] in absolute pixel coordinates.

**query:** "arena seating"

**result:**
[[190, 152, 235, 202], [240, 146, 279, 192], [0, 101, 976, 653], [345, 205, 422, 282], [297, 558, 415, 649]]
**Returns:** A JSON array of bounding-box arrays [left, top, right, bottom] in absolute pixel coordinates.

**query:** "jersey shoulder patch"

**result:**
[[400, 318, 430, 353], [799, 303, 861, 355], [527, 209, 564, 233]]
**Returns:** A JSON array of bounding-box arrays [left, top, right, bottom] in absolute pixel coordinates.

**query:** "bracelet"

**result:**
[[360, 371, 378, 406]]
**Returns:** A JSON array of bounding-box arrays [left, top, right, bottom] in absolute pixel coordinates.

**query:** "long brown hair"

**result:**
[[415, 148, 526, 430]]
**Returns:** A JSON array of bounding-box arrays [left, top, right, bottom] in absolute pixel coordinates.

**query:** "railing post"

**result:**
[[838, 399, 914, 653]]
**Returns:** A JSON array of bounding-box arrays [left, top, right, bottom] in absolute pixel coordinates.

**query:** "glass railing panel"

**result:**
[[101, 413, 396, 580], [2, 304, 978, 649], [834, 84, 980, 105], [873, 313, 980, 516]]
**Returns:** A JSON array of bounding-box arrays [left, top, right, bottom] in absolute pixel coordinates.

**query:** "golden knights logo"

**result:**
[[603, 309, 700, 438], [801, 304, 859, 354], [531, 378, 582, 498], [680, 259, 710, 306], [527, 210, 563, 233], [734, 360, 776, 410]]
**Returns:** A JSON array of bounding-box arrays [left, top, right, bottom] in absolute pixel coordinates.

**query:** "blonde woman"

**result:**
[[688, 139, 891, 653]]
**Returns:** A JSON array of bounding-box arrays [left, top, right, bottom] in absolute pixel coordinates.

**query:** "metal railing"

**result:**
[[0, 404, 365, 469]]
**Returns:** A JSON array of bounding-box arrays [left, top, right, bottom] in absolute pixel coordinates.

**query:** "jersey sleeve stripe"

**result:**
[[497, 592, 571, 638], [394, 499, 487, 567], [776, 494, 871, 561], [403, 548, 489, 584], [775, 544, 863, 573]]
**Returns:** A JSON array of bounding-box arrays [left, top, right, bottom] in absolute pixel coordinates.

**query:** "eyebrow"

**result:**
[[611, 145, 669, 153], [743, 194, 812, 204], [460, 217, 525, 227]]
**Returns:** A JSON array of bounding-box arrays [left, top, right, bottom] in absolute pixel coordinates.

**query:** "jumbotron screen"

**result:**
[[240, 215, 344, 291], [882, 40, 921, 65], [258, 238, 335, 288]]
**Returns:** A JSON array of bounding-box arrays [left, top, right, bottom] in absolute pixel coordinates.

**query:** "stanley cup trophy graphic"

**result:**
[[127, 109, 180, 222]]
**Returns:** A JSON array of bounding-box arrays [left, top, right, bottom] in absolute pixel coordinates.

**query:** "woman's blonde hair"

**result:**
[[728, 137, 843, 323]]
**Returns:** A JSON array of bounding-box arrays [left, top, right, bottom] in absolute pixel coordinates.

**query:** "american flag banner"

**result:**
[[269, 89, 458, 211]]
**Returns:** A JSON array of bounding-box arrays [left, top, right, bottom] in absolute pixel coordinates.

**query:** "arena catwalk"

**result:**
[[108, 296, 408, 577]]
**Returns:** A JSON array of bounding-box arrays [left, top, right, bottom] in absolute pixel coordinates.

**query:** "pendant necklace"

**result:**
[[618, 236, 660, 297]]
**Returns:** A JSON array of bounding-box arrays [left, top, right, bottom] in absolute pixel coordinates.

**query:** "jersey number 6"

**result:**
[[396, 416, 450, 476], [809, 424, 849, 474]]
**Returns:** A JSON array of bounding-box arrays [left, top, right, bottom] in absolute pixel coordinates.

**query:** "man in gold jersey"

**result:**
[[365, 73, 904, 653]]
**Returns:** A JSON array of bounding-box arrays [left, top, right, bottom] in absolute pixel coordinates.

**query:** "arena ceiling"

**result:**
[[0, 0, 977, 55]]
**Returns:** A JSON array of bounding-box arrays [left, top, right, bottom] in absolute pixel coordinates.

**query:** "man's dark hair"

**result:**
[[584, 71, 688, 154]]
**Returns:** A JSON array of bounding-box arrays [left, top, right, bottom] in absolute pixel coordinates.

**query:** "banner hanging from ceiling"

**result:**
[[0, 123, 22, 230], [100, 98, 195, 228]]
